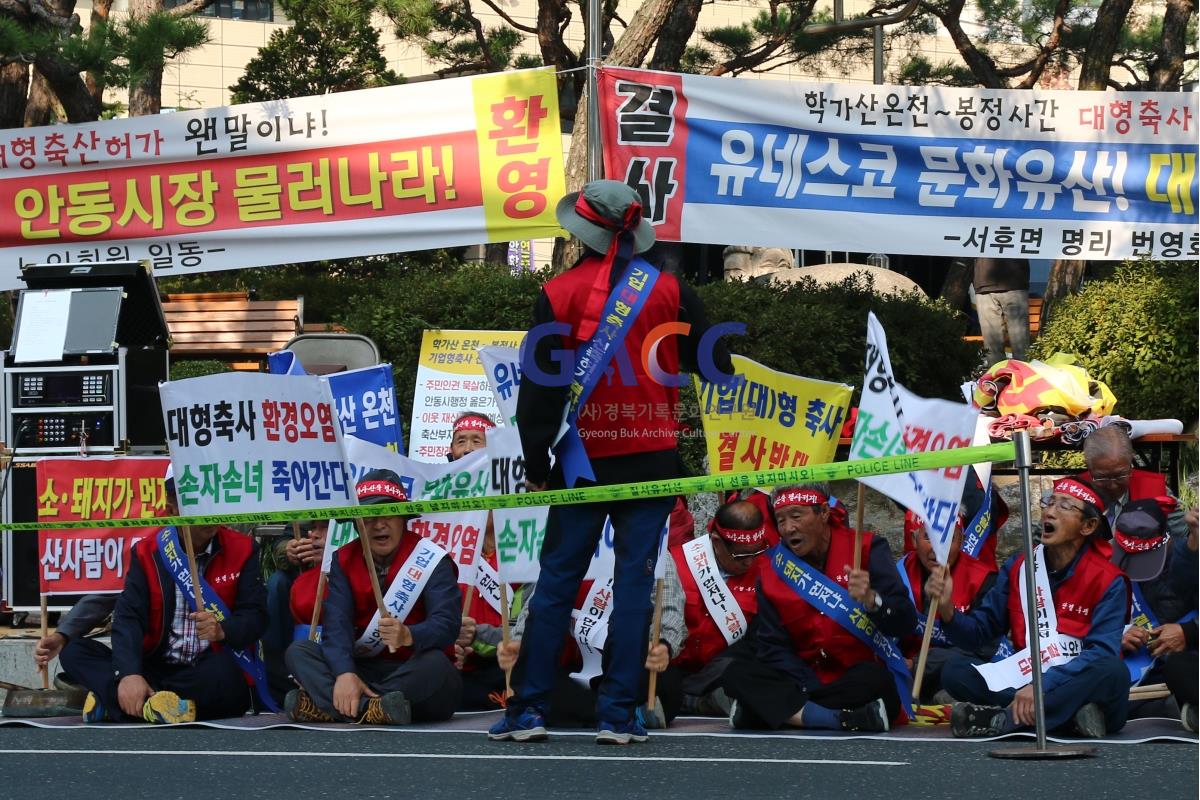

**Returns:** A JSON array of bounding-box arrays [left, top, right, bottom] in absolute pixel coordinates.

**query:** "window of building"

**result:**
[[164, 0, 274, 21]]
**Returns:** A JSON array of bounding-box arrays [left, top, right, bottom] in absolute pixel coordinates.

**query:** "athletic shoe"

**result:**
[[950, 702, 1007, 738], [728, 699, 752, 729], [359, 691, 411, 725], [488, 707, 549, 742], [1182, 704, 1196, 733], [1071, 702, 1106, 739], [703, 688, 733, 718], [839, 698, 889, 732], [142, 691, 196, 724], [636, 698, 667, 730], [930, 689, 956, 705], [285, 689, 334, 723], [82, 691, 109, 723], [596, 717, 649, 745]]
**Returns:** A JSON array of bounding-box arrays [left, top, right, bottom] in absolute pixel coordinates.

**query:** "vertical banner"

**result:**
[[694, 354, 852, 474], [36, 457, 170, 594], [850, 312, 979, 565], [486, 425, 546, 584], [478, 344, 522, 427], [599, 66, 1198, 260], [0, 68, 568, 288], [158, 372, 355, 515], [409, 329, 524, 461]]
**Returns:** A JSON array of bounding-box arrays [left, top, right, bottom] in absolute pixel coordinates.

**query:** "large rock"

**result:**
[[769, 263, 926, 296], [722, 245, 796, 281]]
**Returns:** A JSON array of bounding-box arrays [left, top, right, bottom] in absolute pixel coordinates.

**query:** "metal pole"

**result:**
[[586, 0, 602, 182], [873, 25, 884, 84], [834, 0, 844, 23], [1013, 429, 1048, 751]]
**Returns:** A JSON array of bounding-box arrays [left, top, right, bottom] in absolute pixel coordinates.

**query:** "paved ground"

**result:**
[[0, 727, 1194, 800]]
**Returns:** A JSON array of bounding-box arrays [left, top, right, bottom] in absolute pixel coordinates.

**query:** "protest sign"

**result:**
[[479, 345, 522, 427], [36, 457, 169, 594], [599, 67, 1198, 260], [0, 68, 567, 288]]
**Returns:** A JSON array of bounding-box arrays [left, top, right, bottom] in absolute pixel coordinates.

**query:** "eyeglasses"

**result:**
[[1090, 471, 1131, 484], [1039, 496, 1086, 514], [728, 547, 768, 561]]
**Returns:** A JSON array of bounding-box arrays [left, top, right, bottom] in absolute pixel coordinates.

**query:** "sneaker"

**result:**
[[596, 717, 649, 745], [285, 689, 334, 723], [950, 702, 1007, 738], [1182, 704, 1196, 733], [488, 707, 548, 742], [636, 699, 666, 730], [702, 688, 733, 717], [1071, 702, 1106, 739], [839, 698, 889, 732], [728, 699, 752, 729], [358, 692, 411, 725], [82, 691, 108, 723], [142, 691, 196, 725]]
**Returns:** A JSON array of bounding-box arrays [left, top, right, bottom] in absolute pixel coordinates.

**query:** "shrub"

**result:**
[[1031, 260, 1199, 426], [169, 359, 231, 381]]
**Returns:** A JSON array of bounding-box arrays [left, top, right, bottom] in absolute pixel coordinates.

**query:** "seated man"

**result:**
[[1164, 508, 1198, 731], [673, 499, 768, 716], [263, 519, 328, 702], [287, 520, 330, 643], [722, 483, 917, 732], [929, 477, 1130, 738], [60, 474, 270, 723], [899, 507, 999, 703], [497, 549, 687, 731], [446, 412, 493, 462], [285, 469, 462, 725], [1082, 425, 1187, 538], [34, 594, 117, 688], [1111, 498, 1191, 718]]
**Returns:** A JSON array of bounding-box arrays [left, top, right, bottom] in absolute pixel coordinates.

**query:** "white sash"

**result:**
[[569, 573, 615, 687], [973, 545, 1082, 691], [682, 536, 748, 647], [353, 538, 448, 658], [473, 558, 507, 617]]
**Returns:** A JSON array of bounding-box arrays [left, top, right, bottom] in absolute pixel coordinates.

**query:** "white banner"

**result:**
[[479, 345, 522, 427]]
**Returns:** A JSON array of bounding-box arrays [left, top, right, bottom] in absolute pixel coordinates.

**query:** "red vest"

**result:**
[[541, 256, 683, 459], [337, 535, 430, 663], [672, 543, 762, 672], [289, 567, 327, 626], [1079, 468, 1167, 504], [757, 523, 876, 685], [1005, 544, 1129, 649], [899, 550, 996, 656], [135, 527, 252, 655]]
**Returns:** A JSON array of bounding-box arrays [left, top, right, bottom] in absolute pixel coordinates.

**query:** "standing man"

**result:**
[[972, 257, 1030, 366], [491, 179, 731, 744]]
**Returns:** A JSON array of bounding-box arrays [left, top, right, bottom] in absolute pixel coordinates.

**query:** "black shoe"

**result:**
[[950, 703, 1008, 738], [1071, 703, 1106, 738], [839, 698, 889, 732]]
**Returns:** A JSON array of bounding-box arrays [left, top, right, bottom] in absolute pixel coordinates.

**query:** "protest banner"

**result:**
[[158, 372, 355, 516], [479, 345, 522, 427], [36, 456, 169, 594], [599, 67, 1198, 261], [695, 354, 852, 475], [409, 329, 524, 461], [849, 312, 979, 567], [0, 68, 566, 289], [486, 425, 545, 584], [343, 435, 490, 583]]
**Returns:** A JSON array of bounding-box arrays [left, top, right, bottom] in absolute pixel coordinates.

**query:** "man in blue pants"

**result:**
[[489, 180, 730, 745]]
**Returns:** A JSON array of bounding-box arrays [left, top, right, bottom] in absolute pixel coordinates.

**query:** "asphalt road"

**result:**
[[0, 727, 1195, 800]]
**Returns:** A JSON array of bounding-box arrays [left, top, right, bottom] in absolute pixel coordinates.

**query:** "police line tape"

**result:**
[[3, 441, 1016, 532]]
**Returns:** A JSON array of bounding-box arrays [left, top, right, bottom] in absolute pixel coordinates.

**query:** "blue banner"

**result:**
[[155, 527, 280, 712], [769, 543, 914, 718], [895, 556, 952, 647], [269, 352, 403, 451], [960, 484, 994, 560]]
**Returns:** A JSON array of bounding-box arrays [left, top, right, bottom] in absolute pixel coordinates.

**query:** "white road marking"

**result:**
[[3, 749, 908, 766]]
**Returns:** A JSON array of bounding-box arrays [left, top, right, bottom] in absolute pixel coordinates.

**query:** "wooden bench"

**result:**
[[163, 292, 304, 369], [964, 296, 1043, 347]]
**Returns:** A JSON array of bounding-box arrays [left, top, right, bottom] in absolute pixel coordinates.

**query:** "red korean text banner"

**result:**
[[37, 457, 170, 594], [0, 69, 566, 289]]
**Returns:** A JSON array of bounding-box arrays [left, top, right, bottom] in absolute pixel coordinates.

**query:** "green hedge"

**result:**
[[1031, 260, 1199, 426]]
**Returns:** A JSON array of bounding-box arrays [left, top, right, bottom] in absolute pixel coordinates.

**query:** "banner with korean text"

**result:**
[[695, 354, 852, 475], [0, 69, 567, 289], [599, 67, 1198, 261], [409, 329, 524, 461], [159, 372, 355, 515], [36, 457, 169, 594]]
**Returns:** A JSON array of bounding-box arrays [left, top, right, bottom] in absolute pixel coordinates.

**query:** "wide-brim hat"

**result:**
[[1112, 498, 1173, 581], [556, 180, 655, 255]]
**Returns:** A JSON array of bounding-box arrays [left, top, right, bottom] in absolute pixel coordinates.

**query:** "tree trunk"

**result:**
[[0, 63, 30, 130], [23, 70, 59, 127], [1077, 0, 1135, 89], [552, 0, 681, 271], [1042, 259, 1086, 322], [1149, 0, 1196, 90], [86, 0, 115, 105], [33, 53, 100, 122], [128, 0, 165, 116], [483, 241, 510, 267], [649, 0, 703, 70]]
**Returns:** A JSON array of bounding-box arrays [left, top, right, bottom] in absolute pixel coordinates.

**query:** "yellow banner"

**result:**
[[472, 68, 568, 242], [695, 355, 853, 473]]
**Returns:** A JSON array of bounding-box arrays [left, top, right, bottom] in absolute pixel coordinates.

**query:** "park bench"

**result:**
[[162, 291, 304, 370]]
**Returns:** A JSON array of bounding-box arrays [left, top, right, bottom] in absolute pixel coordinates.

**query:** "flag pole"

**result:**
[[499, 582, 513, 696], [853, 483, 866, 571], [910, 565, 944, 703], [646, 577, 665, 708], [307, 571, 328, 642], [38, 594, 49, 690], [354, 519, 391, 651]]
